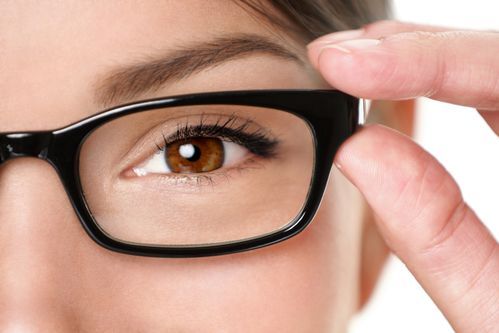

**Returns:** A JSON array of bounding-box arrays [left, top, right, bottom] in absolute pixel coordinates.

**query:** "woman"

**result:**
[[1, 1, 497, 332]]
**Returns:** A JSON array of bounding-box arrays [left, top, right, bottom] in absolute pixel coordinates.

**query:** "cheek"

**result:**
[[75, 168, 362, 332], [87, 229, 337, 332]]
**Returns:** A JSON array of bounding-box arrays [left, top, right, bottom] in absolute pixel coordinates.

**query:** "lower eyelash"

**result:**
[[142, 156, 268, 190]]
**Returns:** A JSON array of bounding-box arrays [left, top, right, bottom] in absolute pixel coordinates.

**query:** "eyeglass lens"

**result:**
[[79, 104, 314, 246]]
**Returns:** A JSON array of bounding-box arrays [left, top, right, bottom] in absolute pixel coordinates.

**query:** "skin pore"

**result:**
[[0, 1, 413, 331]]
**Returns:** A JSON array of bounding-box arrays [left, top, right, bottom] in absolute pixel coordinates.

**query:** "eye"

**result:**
[[132, 137, 247, 176]]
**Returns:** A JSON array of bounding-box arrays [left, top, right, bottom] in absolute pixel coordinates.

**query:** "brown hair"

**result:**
[[239, 0, 391, 41], [238, 0, 400, 127]]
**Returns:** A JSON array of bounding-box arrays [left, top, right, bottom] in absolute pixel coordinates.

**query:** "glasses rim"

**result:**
[[0, 89, 360, 258]]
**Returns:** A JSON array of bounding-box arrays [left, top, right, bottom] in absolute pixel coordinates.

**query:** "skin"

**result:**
[[1, 1, 407, 332], [8, 2, 493, 332], [308, 20, 499, 331]]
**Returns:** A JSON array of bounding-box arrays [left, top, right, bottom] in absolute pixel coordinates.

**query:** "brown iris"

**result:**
[[165, 137, 224, 173]]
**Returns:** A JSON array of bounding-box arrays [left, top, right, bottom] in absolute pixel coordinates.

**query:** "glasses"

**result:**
[[0, 90, 362, 257]]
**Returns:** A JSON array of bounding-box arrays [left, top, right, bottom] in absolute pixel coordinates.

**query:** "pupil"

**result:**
[[179, 143, 201, 162]]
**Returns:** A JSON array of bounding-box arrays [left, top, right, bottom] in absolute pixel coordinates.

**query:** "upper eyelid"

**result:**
[[156, 112, 276, 145], [158, 123, 280, 158], [116, 113, 279, 174], [124, 123, 280, 182]]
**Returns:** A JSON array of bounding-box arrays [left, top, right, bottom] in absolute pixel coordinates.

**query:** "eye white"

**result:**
[[132, 140, 247, 177], [133, 150, 170, 176]]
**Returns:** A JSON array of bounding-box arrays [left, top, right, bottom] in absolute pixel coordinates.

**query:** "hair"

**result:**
[[238, 0, 398, 127], [239, 0, 391, 41]]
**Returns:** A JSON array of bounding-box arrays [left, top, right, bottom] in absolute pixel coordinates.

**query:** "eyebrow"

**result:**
[[93, 33, 303, 108]]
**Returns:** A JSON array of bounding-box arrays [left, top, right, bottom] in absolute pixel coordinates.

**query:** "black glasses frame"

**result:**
[[0, 90, 360, 258]]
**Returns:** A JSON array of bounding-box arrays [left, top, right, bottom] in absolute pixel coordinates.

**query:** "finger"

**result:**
[[307, 28, 499, 110], [478, 109, 499, 135], [307, 20, 457, 63], [335, 125, 499, 332]]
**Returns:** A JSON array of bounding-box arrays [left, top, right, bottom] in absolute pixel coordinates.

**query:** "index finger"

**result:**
[[308, 20, 457, 50], [307, 21, 499, 111]]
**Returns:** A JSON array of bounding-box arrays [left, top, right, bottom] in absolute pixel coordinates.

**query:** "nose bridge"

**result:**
[[0, 157, 82, 328], [0, 132, 52, 163]]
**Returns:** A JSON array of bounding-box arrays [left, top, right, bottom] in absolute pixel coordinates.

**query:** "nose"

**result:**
[[0, 158, 85, 330]]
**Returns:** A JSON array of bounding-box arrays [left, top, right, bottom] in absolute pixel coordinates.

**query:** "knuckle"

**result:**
[[422, 162, 463, 239], [389, 148, 441, 217], [423, 197, 468, 252], [405, 151, 466, 250]]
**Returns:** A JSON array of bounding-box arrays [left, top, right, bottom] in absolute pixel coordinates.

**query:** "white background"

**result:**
[[349, 1, 499, 332]]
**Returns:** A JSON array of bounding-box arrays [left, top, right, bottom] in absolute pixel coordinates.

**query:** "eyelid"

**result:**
[[131, 140, 248, 177], [115, 112, 278, 179]]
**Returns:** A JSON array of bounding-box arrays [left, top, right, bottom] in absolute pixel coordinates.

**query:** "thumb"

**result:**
[[335, 124, 499, 332]]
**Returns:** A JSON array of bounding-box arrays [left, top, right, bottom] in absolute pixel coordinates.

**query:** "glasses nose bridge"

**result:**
[[0, 132, 53, 163]]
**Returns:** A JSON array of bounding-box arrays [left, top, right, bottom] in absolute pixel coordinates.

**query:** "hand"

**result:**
[[307, 20, 499, 332]]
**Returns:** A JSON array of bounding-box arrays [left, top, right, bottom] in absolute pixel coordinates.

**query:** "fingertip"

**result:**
[[334, 124, 432, 214], [306, 43, 322, 69], [306, 29, 365, 66], [307, 29, 365, 48], [334, 124, 398, 184], [313, 40, 395, 99]]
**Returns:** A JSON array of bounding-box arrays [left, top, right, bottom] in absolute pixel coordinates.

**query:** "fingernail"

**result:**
[[307, 29, 364, 48], [320, 39, 381, 54]]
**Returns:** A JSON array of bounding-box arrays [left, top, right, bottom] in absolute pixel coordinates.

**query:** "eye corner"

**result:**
[[119, 167, 145, 179]]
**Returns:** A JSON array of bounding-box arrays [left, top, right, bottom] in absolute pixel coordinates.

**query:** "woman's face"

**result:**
[[0, 1, 369, 331]]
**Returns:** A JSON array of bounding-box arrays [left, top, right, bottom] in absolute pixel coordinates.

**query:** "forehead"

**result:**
[[1, 1, 267, 44], [0, 1, 272, 74], [1, 1, 310, 129]]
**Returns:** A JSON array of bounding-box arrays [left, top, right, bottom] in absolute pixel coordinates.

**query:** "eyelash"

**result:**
[[157, 114, 279, 158], [146, 115, 280, 186]]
